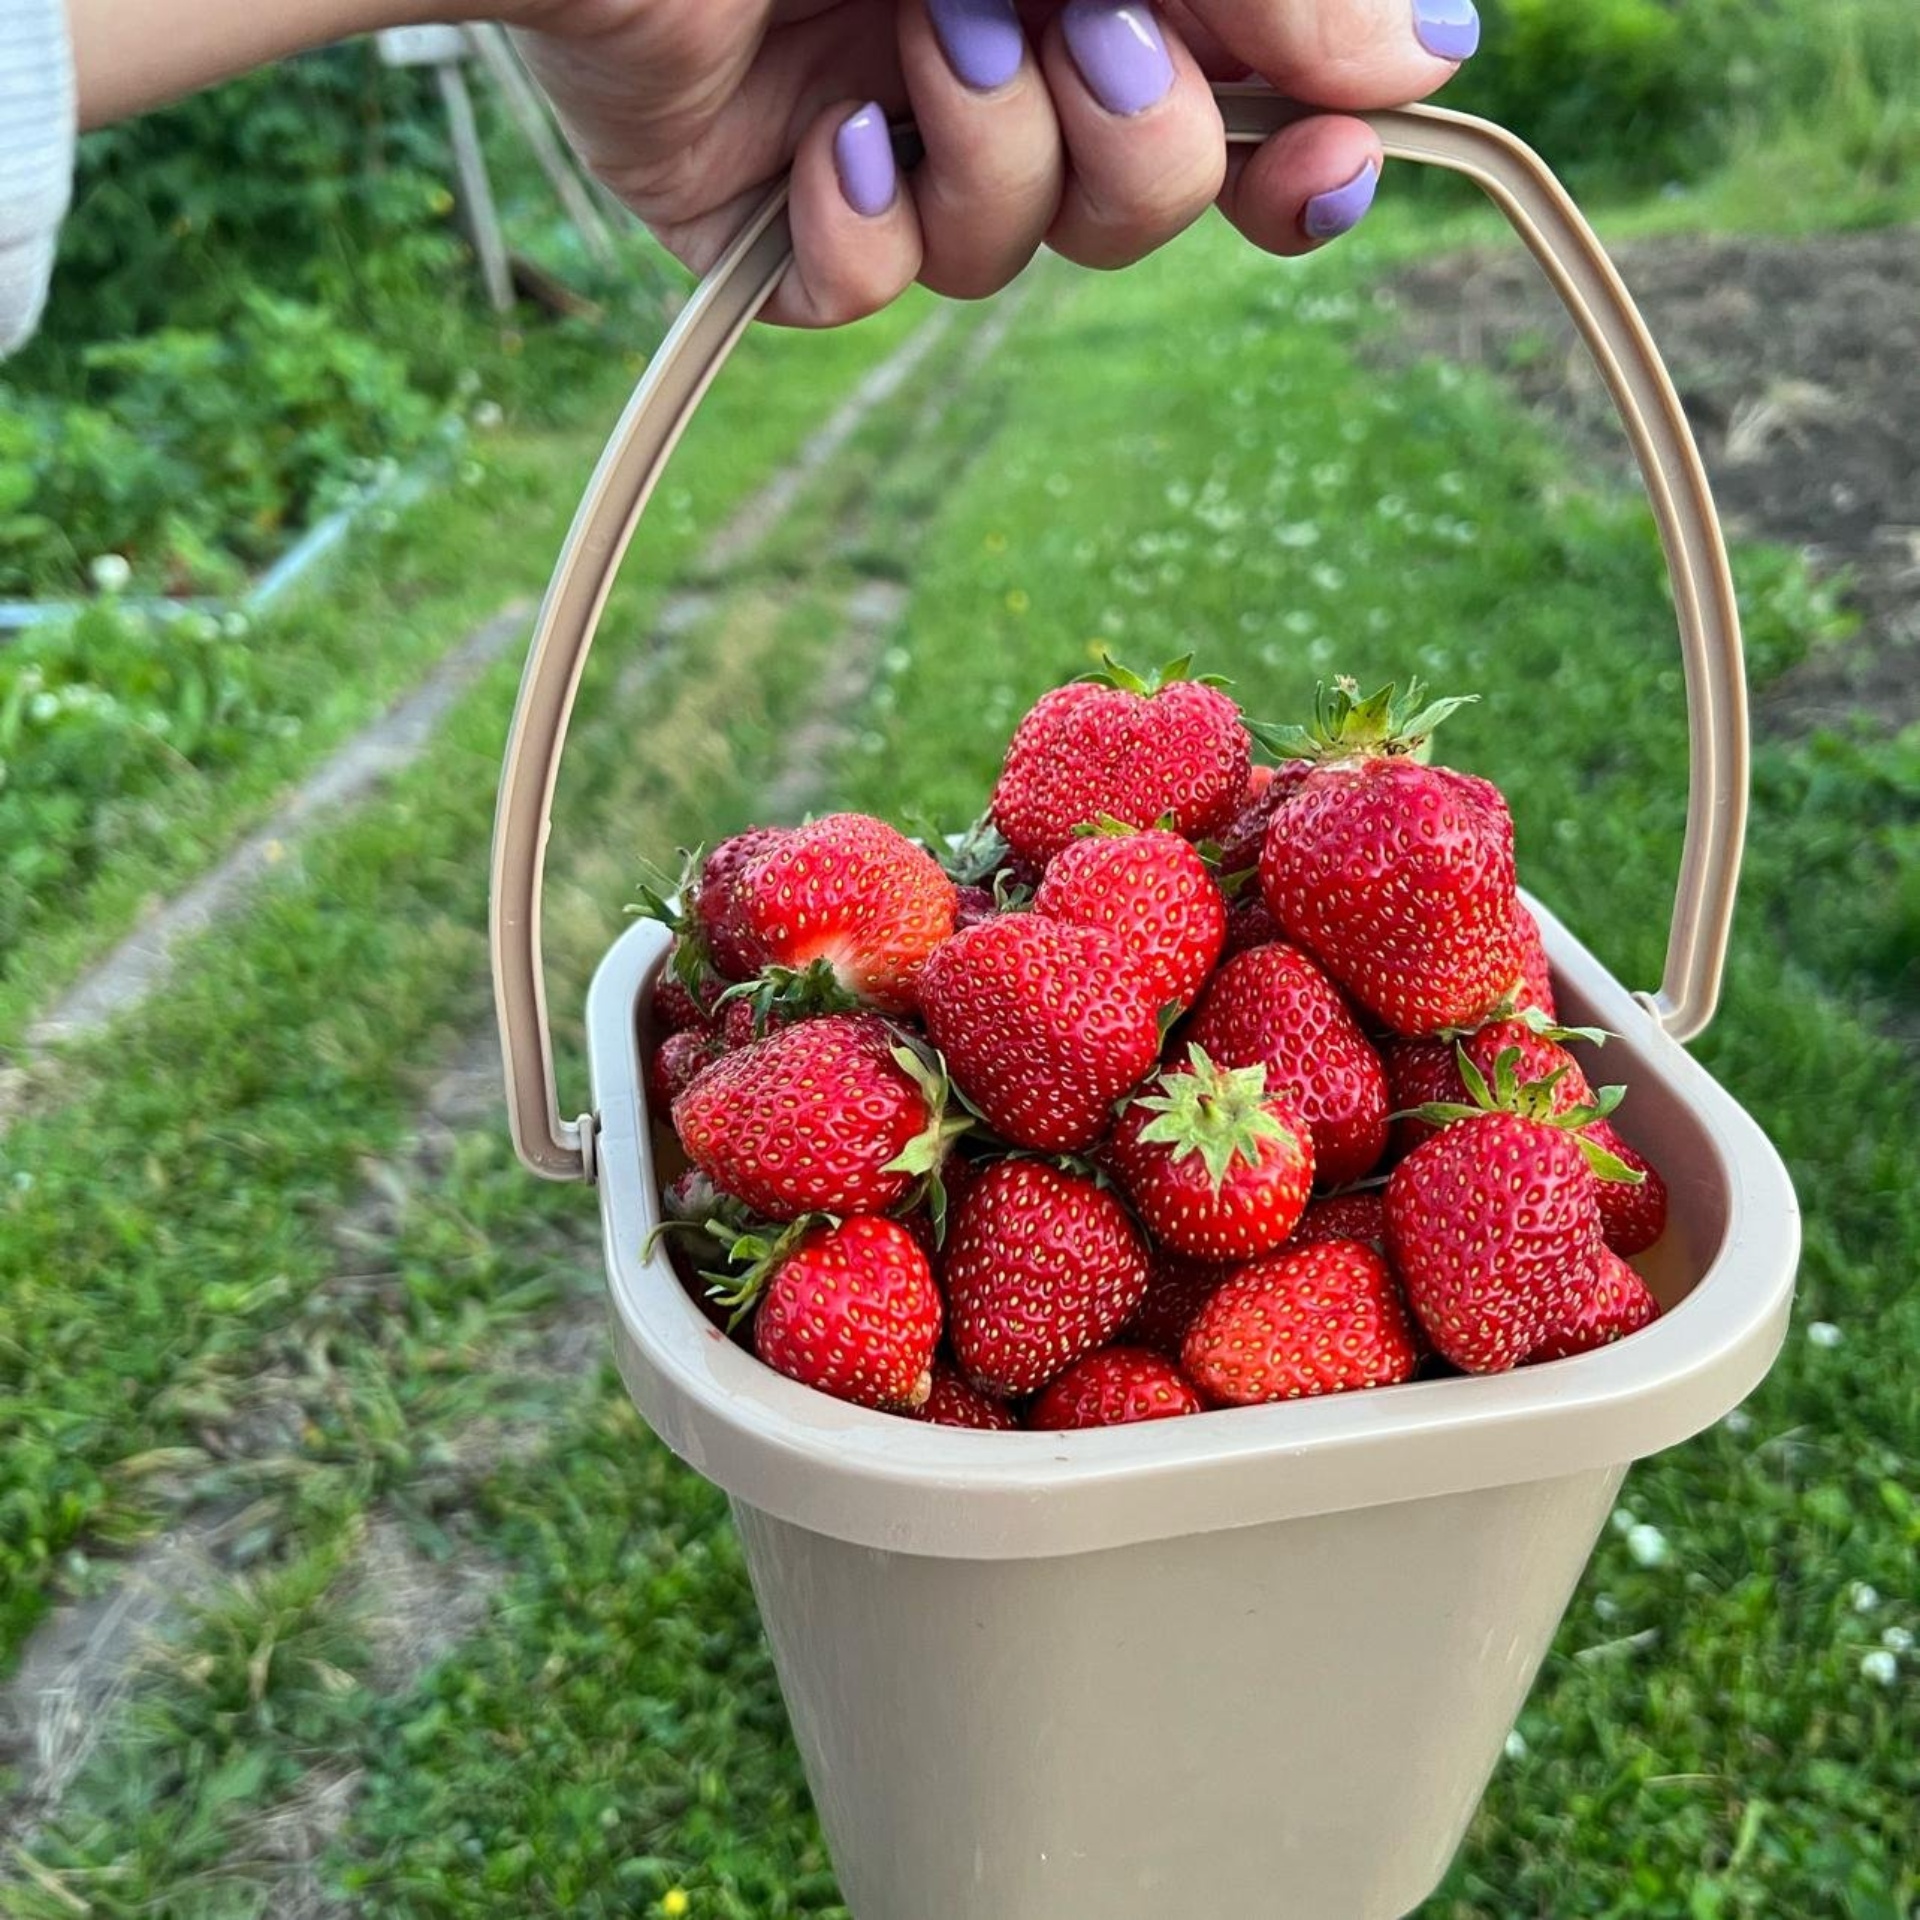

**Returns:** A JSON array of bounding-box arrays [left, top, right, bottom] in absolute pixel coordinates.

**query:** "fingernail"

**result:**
[[927, 0, 1026, 92], [1062, 0, 1175, 117], [834, 103, 897, 217], [1302, 160, 1379, 242], [1413, 0, 1480, 61]]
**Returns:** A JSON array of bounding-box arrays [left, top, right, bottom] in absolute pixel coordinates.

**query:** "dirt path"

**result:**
[[1380, 225, 1919, 732]]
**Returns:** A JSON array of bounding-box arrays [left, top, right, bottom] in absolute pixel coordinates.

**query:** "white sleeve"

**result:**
[[0, 0, 77, 355]]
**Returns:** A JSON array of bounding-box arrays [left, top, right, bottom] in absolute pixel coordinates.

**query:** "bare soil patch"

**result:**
[[1380, 225, 1919, 732]]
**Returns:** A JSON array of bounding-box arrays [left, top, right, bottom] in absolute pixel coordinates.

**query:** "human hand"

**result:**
[[505, 0, 1477, 325]]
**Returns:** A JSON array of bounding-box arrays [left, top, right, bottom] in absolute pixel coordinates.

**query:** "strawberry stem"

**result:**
[[1246, 676, 1476, 765], [1131, 1045, 1294, 1191]]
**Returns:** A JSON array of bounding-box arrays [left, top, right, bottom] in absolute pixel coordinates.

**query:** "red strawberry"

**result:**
[[1121, 1252, 1230, 1360], [697, 827, 789, 980], [1032, 826, 1226, 1011], [1214, 761, 1309, 877], [1291, 1190, 1388, 1253], [1512, 904, 1557, 1020], [919, 917, 1162, 1152], [1386, 1112, 1601, 1373], [1528, 1247, 1660, 1362], [652, 947, 721, 1035], [904, 1359, 1020, 1429], [1221, 898, 1280, 958], [991, 658, 1251, 867], [732, 814, 957, 1014], [1257, 680, 1521, 1034], [752, 1217, 941, 1411], [1585, 1122, 1669, 1254], [649, 1028, 723, 1108], [1110, 1050, 1314, 1260], [944, 1160, 1150, 1395], [1029, 1348, 1206, 1429], [1183, 943, 1389, 1186], [954, 884, 999, 929], [672, 1014, 963, 1221], [1182, 1239, 1420, 1403], [718, 996, 804, 1050], [1382, 1037, 1462, 1160]]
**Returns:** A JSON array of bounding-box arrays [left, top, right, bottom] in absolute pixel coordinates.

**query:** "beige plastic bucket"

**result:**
[[487, 91, 1799, 1920]]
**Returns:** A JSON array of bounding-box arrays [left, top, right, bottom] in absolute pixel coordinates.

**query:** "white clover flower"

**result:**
[[1849, 1582, 1881, 1614], [89, 553, 132, 594], [1807, 1321, 1843, 1349], [221, 611, 250, 639], [473, 399, 504, 430], [1610, 1507, 1637, 1536], [1882, 1627, 1913, 1655], [1722, 1407, 1754, 1436], [1504, 1730, 1529, 1761], [1860, 1650, 1897, 1686], [1594, 1595, 1620, 1622], [1627, 1524, 1670, 1569]]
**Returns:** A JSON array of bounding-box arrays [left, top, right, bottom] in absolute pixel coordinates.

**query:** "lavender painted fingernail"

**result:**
[[927, 0, 1026, 92], [1303, 160, 1379, 242], [1062, 0, 1175, 117], [1413, 0, 1481, 61], [834, 103, 897, 218]]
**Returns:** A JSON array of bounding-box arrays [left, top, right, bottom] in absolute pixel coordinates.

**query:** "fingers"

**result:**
[[1184, 0, 1476, 111], [1041, 3, 1227, 271], [900, 0, 1064, 300], [1217, 111, 1385, 257], [771, 100, 926, 328]]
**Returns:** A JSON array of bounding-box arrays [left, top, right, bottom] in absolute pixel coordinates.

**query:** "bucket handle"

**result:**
[[490, 86, 1747, 1183]]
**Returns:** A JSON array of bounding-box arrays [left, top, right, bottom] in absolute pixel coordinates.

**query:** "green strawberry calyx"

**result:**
[[880, 1036, 975, 1243], [1430, 1005, 1610, 1048], [697, 1214, 830, 1329], [1079, 651, 1232, 696], [717, 958, 864, 1030], [1131, 1045, 1298, 1193], [1246, 676, 1475, 767], [1395, 1045, 1646, 1184]]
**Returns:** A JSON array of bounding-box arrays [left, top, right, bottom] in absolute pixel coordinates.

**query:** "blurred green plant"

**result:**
[[0, 598, 278, 952], [1447, 0, 1920, 194]]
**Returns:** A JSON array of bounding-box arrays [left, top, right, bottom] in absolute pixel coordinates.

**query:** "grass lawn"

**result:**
[[4, 187, 1915, 1920]]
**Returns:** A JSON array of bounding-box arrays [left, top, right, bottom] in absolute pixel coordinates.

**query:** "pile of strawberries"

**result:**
[[640, 663, 1669, 1430]]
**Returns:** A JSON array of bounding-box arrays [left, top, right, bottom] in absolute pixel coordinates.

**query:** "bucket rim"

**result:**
[[582, 895, 1798, 1559]]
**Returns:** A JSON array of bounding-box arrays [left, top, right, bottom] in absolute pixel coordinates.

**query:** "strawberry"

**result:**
[[904, 1359, 1020, 1429], [1382, 1036, 1462, 1160], [1512, 903, 1557, 1020], [672, 1014, 964, 1221], [1527, 1246, 1660, 1362], [1221, 898, 1280, 958], [731, 814, 957, 1014], [991, 656, 1251, 867], [954, 884, 999, 929], [1032, 825, 1226, 1011], [697, 827, 789, 980], [1214, 761, 1309, 878], [1182, 1239, 1420, 1404], [652, 946, 722, 1035], [1385, 1110, 1602, 1373], [1110, 1049, 1314, 1260], [649, 1028, 723, 1108], [1291, 1190, 1388, 1253], [1255, 679, 1521, 1034], [1120, 1252, 1230, 1360], [1183, 943, 1389, 1186], [918, 916, 1162, 1152], [944, 1159, 1151, 1395], [750, 1217, 942, 1411], [718, 996, 803, 1050], [1029, 1348, 1206, 1429], [1585, 1122, 1669, 1254]]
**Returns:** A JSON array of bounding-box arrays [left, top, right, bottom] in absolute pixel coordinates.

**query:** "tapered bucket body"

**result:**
[[584, 897, 1798, 1920], [732, 1469, 1623, 1920]]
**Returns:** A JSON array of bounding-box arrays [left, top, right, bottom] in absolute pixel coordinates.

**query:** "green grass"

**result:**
[[5, 210, 1916, 1918]]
